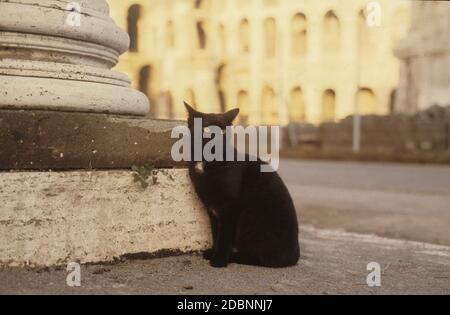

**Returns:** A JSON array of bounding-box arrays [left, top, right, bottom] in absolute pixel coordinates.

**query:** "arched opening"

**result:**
[[239, 19, 250, 53], [194, 0, 203, 9], [264, 18, 277, 57], [323, 11, 340, 52], [184, 89, 197, 108], [127, 4, 142, 53], [389, 89, 397, 114], [357, 87, 377, 115], [322, 89, 336, 122], [197, 21, 207, 49], [237, 90, 249, 125], [289, 87, 306, 122], [166, 20, 175, 48], [139, 65, 156, 117], [292, 13, 308, 56], [262, 86, 277, 124]]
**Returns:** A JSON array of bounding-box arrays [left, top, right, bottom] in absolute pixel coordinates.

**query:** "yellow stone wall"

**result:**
[[107, 0, 410, 125]]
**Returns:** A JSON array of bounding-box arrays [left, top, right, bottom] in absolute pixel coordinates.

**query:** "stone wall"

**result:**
[[286, 106, 450, 154], [107, 0, 411, 125], [320, 106, 450, 153], [0, 169, 210, 267]]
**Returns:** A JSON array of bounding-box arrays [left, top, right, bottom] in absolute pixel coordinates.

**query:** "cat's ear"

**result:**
[[184, 102, 197, 118], [224, 108, 240, 123]]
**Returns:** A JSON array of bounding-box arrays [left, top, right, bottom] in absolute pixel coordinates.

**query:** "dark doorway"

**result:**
[[139, 65, 157, 117], [128, 4, 142, 53]]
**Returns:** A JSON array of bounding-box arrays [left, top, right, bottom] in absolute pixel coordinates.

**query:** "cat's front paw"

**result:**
[[203, 249, 213, 260], [210, 258, 228, 268]]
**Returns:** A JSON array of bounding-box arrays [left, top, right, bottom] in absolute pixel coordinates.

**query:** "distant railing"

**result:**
[[283, 105, 450, 154]]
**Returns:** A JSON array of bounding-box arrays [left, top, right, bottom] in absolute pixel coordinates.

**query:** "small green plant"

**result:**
[[158, 169, 175, 181], [132, 164, 159, 189]]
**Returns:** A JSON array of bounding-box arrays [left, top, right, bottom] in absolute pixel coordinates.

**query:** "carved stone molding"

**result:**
[[0, 0, 149, 115]]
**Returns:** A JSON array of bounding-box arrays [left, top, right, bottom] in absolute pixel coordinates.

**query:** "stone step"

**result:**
[[0, 169, 209, 267], [0, 110, 185, 171]]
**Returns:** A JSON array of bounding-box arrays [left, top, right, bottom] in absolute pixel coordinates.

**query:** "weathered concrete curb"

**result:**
[[0, 169, 211, 267]]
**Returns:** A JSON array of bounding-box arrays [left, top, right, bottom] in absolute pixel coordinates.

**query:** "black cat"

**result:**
[[185, 102, 300, 268]]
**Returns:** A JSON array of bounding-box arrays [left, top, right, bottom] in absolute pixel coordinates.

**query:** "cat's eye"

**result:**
[[203, 127, 212, 133]]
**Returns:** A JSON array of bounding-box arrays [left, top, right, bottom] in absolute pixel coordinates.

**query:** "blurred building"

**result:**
[[395, 1, 450, 114], [107, 0, 410, 125]]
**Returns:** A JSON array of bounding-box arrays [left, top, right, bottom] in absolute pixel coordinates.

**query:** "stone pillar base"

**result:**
[[0, 0, 149, 116], [0, 110, 209, 267], [0, 170, 210, 267]]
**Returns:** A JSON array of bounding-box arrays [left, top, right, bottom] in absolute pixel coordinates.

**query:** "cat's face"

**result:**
[[184, 102, 239, 159], [184, 102, 239, 133]]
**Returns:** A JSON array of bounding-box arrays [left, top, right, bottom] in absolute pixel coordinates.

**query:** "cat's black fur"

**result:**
[[185, 102, 300, 268]]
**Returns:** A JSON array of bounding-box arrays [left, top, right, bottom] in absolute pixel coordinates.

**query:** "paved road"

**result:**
[[1, 226, 449, 294], [279, 160, 450, 246]]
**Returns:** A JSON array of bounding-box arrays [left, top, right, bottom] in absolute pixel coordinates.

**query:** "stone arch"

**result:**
[[262, 86, 277, 124], [292, 13, 308, 56], [194, 0, 204, 9], [323, 10, 340, 52], [197, 21, 207, 49], [184, 89, 197, 108], [239, 18, 250, 53], [195, 1, 211, 10], [138, 65, 152, 98], [289, 87, 306, 122], [127, 4, 142, 53], [139, 65, 156, 116], [357, 87, 377, 115], [264, 18, 277, 57], [237, 90, 249, 124], [322, 89, 336, 122]]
